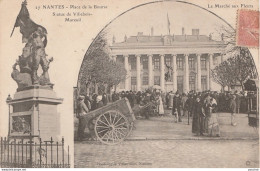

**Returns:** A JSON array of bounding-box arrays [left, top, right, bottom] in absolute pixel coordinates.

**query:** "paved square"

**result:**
[[74, 112, 259, 168]]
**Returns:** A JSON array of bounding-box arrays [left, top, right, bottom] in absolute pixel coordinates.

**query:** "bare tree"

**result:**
[[211, 26, 258, 91], [211, 60, 236, 91], [77, 31, 127, 95]]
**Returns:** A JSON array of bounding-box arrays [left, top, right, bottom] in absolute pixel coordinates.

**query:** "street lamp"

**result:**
[[6, 94, 12, 138]]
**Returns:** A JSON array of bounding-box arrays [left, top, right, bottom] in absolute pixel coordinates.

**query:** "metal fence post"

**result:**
[[29, 134, 33, 167], [34, 142, 37, 165], [10, 142, 13, 165], [68, 145, 70, 168], [25, 142, 28, 166], [21, 139, 24, 166], [62, 137, 64, 168], [45, 141, 48, 167], [50, 137, 53, 167], [18, 141, 20, 167], [39, 138, 42, 168], [56, 142, 58, 167], [7, 138, 9, 166], [14, 139, 16, 166]]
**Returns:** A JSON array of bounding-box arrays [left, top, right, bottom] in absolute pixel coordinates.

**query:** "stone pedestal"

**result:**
[[6, 86, 63, 141]]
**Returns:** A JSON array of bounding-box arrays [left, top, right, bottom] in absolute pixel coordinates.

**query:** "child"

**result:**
[[173, 108, 179, 123]]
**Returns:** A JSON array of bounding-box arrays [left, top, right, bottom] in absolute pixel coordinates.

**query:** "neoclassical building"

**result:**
[[110, 28, 226, 93]]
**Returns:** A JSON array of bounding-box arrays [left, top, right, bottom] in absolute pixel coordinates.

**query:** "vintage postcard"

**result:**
[[0, 0, 259, 169]]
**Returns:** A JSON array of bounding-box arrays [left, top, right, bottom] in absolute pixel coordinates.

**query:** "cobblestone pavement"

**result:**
[[74, 111, 259, 168], [74, 139, 259, 168], [74, 140, 259, 168], [127, 112, 259, 140], [75, 111, 259, 140]]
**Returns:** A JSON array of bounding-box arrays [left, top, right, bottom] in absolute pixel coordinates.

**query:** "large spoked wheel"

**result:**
[[94, 110, 130, 145]]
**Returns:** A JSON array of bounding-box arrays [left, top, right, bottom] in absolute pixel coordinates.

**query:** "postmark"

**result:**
[[236, 9, 259, 48]]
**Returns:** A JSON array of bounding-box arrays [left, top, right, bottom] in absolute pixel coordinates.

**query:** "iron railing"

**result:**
[[0, 135, 70, 168]]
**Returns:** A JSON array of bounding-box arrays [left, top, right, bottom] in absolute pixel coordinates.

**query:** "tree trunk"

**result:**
[[114, 85, 117, 92], [104, 84, 108, 94], [109, 86, 113, 95], [240, 81, 244, 91], [221, 85, 225, 93], [228, 86, 230, 91], [95, 83, 98, 94]]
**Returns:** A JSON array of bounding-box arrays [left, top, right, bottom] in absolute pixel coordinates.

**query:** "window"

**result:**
[[201, 57, 207, 69], [189, 76, 196, 91], [116, 56, 124, 64], [142, 57, 148, 70], [131, 77, 136, 85], [189, 56, 195, 69], [142, 76, 148, 85], [130, 57, 136, 70], [165, 57, 172, 67], [201, 76, 207, 91], [131, 77, 137, 91], [154, 76, 160, 85], [177, 76, 183, 93], [153, 57, 160, 70], [177, 57, 183, 69]]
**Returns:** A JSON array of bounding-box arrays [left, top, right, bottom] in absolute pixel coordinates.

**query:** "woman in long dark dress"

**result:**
[[192, 97, 205, 136], [205, 98, 220, 136]]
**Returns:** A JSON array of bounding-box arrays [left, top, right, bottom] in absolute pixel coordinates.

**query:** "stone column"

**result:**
[[172, 54, 177, 93], [124, 55, 130, 90], [160, 54, 165, 91], [184, 54, 189, 93], [196, 54, 201, 92], [208, 54, 213, 91], [148, 54, 153, 87], [136, 55, 141, 91], [113, 55, 118, 91]]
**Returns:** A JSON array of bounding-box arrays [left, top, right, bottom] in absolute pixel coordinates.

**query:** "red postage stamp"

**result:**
[[236, 10, 259, 48]]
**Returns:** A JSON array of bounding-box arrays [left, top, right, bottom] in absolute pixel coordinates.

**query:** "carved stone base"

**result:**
[[7, 86, 63, 141]]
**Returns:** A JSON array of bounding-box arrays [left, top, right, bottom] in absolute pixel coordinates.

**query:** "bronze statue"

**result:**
[[11, 0, 52, 89]]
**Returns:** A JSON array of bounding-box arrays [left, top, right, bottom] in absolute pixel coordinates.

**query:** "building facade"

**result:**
[[110, 28, 226, 93]]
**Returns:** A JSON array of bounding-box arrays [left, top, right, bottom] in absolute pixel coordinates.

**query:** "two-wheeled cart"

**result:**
[[80, 98, 135, 145]]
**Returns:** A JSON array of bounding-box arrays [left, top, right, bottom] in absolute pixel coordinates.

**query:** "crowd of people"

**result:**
[[76, 88, 253, 140]]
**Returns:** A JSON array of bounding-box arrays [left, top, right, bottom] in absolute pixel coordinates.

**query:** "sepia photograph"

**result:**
[[0, 0, 74, 168], [0, 0, 259, 169], [73, 0, 259, 168]]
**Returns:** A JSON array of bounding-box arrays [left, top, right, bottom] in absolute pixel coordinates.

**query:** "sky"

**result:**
[[106, 1, 231, 44]]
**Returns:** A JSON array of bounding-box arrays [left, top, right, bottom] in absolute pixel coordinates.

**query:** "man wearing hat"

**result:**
[[77, 95, 90, 141]]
